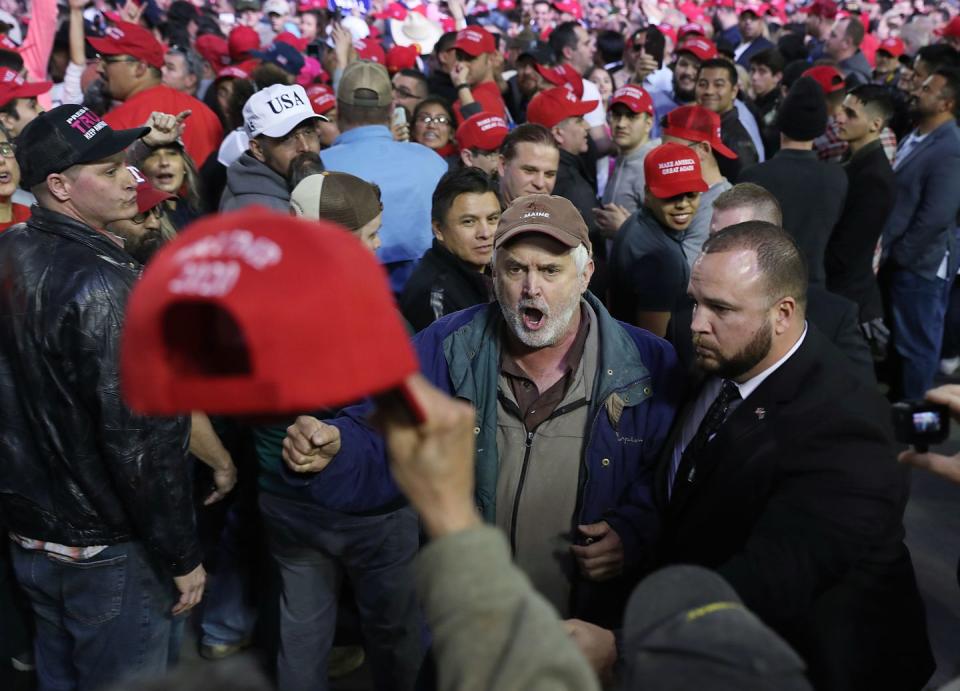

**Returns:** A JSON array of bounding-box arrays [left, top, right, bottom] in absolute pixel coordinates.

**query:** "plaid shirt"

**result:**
[[10, 533, 107, 563], [815, 118, 898, 165]]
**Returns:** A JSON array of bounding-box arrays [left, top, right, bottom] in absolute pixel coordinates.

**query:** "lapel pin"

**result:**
[[754, 407, 766, 420]]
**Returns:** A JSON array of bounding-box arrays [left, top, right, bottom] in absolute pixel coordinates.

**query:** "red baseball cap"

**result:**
[[662, 105, 737, 159], [526, 87, 598, 129], [120, 207, 421, 417], [658, 23, 678, 44], [127, 165, 175, 213], [802, 65, 845, 94], [877, 37, 905, 58], [610, 84, 654, 117], [937, 16, 960, 39], [229, 25, 261, 62], [88, 21, 165, 70], [739, 2, 768, 16], [0, 67, 51, 108], [454, 27, 496, 57], [218, 60, 257, 79], [553, 0, 583, 19], [499, 0, 517, 10], [386, 44, 419, 74], [678, 23, 706, 40], [643, 142, 708, 199], [196, 34, 231, 68], [534, 62, 584, 99], [306, 84, 337, 115], [275, 32, 309, 53], [354, 38, 386, 65], [374, 2, 408, 20], [676, 37, 718, 62], [802, 0, 838, 19], [456, 112, 508, 151]]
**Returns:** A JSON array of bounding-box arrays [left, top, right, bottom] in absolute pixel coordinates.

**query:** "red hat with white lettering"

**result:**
[[526, 87, 598, 129], [552, 0, 583, 19], [87, 20, 165, 69], [802, 0, 838, 19], [0, 67, 51, 108], [610, 84, 654, 116], [678, 23, 706, 40], [877, 37, 905, 58], [663, 105, 737, 159], [676, 37, 718, 62], [454, 27, 496, 57], [127, 165, 175, 213], [386, 44, 419, 74], [456, 112, 508, 151], [196, 35, 231, 68], [354, 38, 387, 65], [120, 207, 422, 417], [643, 142, 709, 199], [306, 84, 337, 115]]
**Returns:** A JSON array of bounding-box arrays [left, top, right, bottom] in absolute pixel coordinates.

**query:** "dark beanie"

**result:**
[[776, 76, 827, 141]]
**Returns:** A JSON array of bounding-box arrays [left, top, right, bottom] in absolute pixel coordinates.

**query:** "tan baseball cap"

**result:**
[[290, 172, 383, 231], [495, 194, 592, 254], [337, 61, 392, 107]]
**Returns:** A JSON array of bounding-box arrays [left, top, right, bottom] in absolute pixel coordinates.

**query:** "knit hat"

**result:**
[[290, 172, 383, 231], [776, 76, 827, 141]]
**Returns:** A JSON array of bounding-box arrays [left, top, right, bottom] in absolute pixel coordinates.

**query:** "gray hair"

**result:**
[[168, 47, 206, 79], [492, 241, 590, 277]]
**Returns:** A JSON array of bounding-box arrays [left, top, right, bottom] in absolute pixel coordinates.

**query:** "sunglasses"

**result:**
[[416, 114, 451, 126]]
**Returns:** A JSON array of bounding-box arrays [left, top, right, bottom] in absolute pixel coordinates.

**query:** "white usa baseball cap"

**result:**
[[242, 83, 326, 139]]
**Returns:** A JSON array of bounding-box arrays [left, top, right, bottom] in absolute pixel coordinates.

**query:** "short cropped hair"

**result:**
[[748, 48, 785, 75], [697, 58, 738, 86], [936, 67, 960, 119], [702, 221, 807, 311], [500, 123, 558, 163], [549, 21, 580, 61], [840, 17, 864, 48], [432, 167, 501, 226], [713, 183, 783, 227], [847, 84, 894, 126]]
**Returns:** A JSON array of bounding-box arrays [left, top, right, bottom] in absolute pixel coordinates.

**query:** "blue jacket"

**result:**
[[882, 120, 960, 280], [283, 294, 683, 574]]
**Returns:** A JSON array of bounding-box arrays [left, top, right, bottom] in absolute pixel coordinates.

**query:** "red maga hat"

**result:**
[[386, 44, 419, 73], [662, 105, 738, 159], [88, 21, 165, 69], [127, 165, 175, 213], [877, 37, 905, 58], [0, 67, 51, 108], [526, 87, 598, 129], [643, 142, 709, 199], [802, 64, 845, 93], [456, 112, 509, 151], [937, 16, 960, 39], [676, 37, 718, 62], [454, 27, 496, 57], [121, 207, 422, 417], [196, 34, 231, 68], [802, 0, 838, 19], [229, 25, 261, 62], [306, 84, 336, 114], [610, 84, 654, 116]]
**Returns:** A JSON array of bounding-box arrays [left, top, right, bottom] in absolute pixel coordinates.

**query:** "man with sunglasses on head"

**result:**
[[89, 20, 223, 168], [221, 83, 327, 212]]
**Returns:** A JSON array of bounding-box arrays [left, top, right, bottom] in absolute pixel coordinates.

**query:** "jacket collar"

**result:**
[[896, 120, 958, 171], [425, 239, 490, 291], [773, 148, 816, 161], [844, 137, 883, 167], [27, 206, 137, 267]]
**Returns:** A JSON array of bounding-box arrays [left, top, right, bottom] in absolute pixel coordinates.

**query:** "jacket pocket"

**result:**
[[59, 552, 128, 626]]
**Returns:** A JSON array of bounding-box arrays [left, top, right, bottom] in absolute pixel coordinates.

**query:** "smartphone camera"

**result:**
[[892, 401, 950, 453]]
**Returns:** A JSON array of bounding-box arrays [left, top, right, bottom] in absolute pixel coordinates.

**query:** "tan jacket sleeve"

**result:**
[[415, 526, 600, 691]]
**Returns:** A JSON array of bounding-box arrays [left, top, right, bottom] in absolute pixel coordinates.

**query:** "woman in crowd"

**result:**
[[411, 97, 459, 168], [137, 142, 206, 231], [0, 128, 29, 232]]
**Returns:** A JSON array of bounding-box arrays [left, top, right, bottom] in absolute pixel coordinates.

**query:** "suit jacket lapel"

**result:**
[[664, 326, 823, 518], [895, 126, 941, 172]]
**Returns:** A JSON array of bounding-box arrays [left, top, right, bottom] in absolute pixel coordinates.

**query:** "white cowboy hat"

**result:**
[[390, 12, 444, 55]]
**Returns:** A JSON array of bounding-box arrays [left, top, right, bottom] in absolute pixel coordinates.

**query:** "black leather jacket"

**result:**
[[0, 206, 200, 576]]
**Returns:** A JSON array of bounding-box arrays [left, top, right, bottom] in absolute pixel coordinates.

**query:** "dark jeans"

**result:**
[[888, 267, 953, 399], [259, 493, 423, 691], [10, 540, 177, 691]]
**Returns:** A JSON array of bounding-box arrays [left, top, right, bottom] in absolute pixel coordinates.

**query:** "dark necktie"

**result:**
[[673, 380, 741, 494]]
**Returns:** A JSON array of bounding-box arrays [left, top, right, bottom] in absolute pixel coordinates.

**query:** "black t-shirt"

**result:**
[[609, 208, 690, 320]]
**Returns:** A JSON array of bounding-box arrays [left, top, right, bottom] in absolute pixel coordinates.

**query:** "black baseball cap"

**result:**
[[621, 565, 813, 691], [17, 104, 149, 189]]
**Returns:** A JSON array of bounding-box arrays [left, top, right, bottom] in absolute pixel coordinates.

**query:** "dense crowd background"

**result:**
[[1, 0, 960, 690]]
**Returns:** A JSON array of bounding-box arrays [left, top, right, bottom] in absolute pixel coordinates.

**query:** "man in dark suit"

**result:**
[[739, 77, 847, 287], [657, 222, 934, 691], [734, 5, 775, 67], [709, 183, 875, 384], [881, 67, 960, 400], [826, 85, 896, 344]]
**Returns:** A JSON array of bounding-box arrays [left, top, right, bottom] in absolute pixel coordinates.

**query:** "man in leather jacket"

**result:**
[[0, 105, 205, 690]]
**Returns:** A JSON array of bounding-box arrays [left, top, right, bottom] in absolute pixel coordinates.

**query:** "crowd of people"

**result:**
[[0, 0, 960, 689]]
